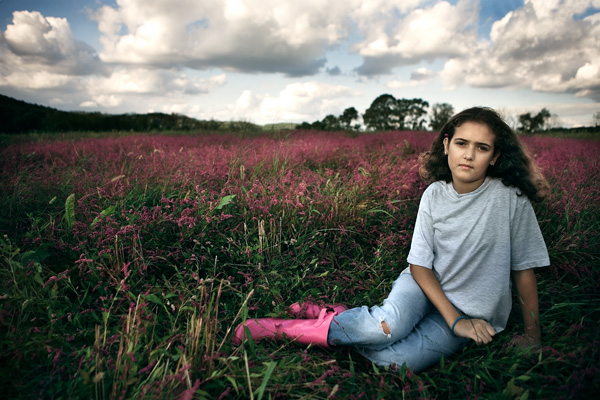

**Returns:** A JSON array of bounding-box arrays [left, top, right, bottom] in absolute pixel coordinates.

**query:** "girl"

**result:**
[[233, 107, 550, 373]]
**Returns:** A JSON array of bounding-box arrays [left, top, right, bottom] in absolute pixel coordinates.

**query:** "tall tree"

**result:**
[[322, 114, 340, 131], [398, 98, 429, 130], [429, 103, 454, 131], [339, 107, 359, 130], [363, 94, 400, 131], [363, 95, 430, 131], [518, 108, 551, 133]]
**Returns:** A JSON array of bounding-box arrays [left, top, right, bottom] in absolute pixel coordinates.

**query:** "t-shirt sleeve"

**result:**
[[407, 189, 435, 268], [510, 198, 550, 270]]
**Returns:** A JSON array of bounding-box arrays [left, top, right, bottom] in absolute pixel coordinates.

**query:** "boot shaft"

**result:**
[[233, 309, 335, 348]]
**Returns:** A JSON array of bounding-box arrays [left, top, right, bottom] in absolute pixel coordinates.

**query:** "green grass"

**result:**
[[0, 130, 598, 399]]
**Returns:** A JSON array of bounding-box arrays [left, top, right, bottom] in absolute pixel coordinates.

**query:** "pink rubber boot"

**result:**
[[288, 301, 348, 319], [233, 309, 335, 348]]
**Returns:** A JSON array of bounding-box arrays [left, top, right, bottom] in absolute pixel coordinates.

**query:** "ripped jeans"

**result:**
[[327, 272, 469, 373]]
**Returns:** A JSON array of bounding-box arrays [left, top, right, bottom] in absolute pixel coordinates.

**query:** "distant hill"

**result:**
[[0, 94, 262, 134]]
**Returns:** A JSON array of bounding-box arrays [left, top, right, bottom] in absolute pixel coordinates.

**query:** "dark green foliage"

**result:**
[[296, 107, 360, 132], [363, 95, 429, 131], [0, 94, 262, 134], [429, 103, 455, 131], [518, 108, 552, 133]]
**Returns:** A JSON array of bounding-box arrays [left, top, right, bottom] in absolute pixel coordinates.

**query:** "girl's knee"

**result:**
[[381, 321, 391, 335]]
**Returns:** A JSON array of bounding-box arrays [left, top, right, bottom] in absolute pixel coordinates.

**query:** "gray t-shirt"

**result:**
[[405, 177, 549, 332]]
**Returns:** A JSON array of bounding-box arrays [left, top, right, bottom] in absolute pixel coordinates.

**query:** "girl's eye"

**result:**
[[478, 146, 490, 151], [455, 141, 466, 146]]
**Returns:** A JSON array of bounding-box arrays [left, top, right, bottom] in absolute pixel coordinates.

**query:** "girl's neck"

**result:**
[[452, 176, 487, 194]]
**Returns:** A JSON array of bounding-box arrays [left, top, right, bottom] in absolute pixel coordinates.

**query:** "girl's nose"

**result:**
[[464, 147, 474, 160]]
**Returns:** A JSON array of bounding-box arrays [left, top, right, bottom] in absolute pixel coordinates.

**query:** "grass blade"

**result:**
[[65, 193, 75, 228], [255, 361, 277, 400]]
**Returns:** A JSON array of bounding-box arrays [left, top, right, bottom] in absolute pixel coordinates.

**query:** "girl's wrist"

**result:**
[[451, 315, 467, 336]]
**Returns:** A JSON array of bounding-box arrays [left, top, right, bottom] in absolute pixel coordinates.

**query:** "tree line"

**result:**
[[1, 92, 582, 135], [296, 95, 453, 132], [0, 94, 262, 134], [296, 94, 561, 133]]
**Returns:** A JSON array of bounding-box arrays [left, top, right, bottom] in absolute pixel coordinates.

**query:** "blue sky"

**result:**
[[1, 0, 599, 127]]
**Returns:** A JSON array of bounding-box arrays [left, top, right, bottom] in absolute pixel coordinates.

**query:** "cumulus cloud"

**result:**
[[1, 0, 598, 124], [89, 0, 473, 78], [79, 68, 227, 109], [224, 81, 362, 123], [354, 0, 478, 75], [91, 0, 352, 76], [0, 10, 102, 104], [441, 0, 600, 100], [387, 67, 435, 88], [2, 10, 103, 76], [87, 68, 226, 96], [0, 9, 228, 113]]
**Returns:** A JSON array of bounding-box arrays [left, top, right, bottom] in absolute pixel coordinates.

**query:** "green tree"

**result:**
[[363, 95, 429, 131], [429, 103, 455, 131], [398, 98, 429, 130], [518, 108, 551, 133], [339, 107, 359, 130], [322, 114, 340, 131], [363, 94, 399, 131]]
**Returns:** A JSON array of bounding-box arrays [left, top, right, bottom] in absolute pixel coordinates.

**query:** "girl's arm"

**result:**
[[410, 264, 496, 345], [511, 268, 541, 348]]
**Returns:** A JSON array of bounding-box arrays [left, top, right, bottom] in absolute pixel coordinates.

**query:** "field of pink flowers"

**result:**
[[0, 130, 599, 399]]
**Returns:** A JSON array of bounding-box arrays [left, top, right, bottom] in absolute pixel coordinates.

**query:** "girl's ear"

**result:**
[[443, 137, 449, 155], [491, 152, 501, 165]]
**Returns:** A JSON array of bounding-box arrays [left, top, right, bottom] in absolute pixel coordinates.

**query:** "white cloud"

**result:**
[[89, 0, 469, 77], [387, 67, 436, 88], [0, 10, 101, 102], [95, 94, 123, 108], [223, 81, 362, 123], [0, 70, 72, 89], [2, 10, 102, 75], [441, 0, 600, 100], [80, 100, 97, 108], [91, 0, 352, 76], [1, 1, 598, 127], [77, 68, 227, 111], [86, 68, 226, 95], [354, 0, 478, 75]]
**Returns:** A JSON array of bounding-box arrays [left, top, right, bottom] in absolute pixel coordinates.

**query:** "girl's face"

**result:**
[[443, 121, 500, 194]]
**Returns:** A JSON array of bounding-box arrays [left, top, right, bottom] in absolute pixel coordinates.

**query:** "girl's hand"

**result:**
[[453, 318, 496, 345]]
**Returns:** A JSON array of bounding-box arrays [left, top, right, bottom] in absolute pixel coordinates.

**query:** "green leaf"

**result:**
[[34, 273, 44, 286], [215, 194, 236, 210], [503, 378, 524, 397], [65, 193, 76, 228], [226, 376, 239, 394], [255, 361, 277, 400], [145, 294, 163, 306], [91, 205, 117, 227]]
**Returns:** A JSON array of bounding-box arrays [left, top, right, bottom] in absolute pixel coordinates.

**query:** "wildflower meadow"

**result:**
[[0, 130, 598, 399]]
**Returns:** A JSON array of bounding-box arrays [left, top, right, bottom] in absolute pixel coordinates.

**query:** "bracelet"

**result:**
[[451, 316, 467, 336]]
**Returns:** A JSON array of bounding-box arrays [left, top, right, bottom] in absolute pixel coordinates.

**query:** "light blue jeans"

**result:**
[[328, 272, 469, 373]]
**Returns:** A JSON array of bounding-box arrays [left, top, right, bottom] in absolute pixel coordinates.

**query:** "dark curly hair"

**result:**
[[419, 107, 548, 202]]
